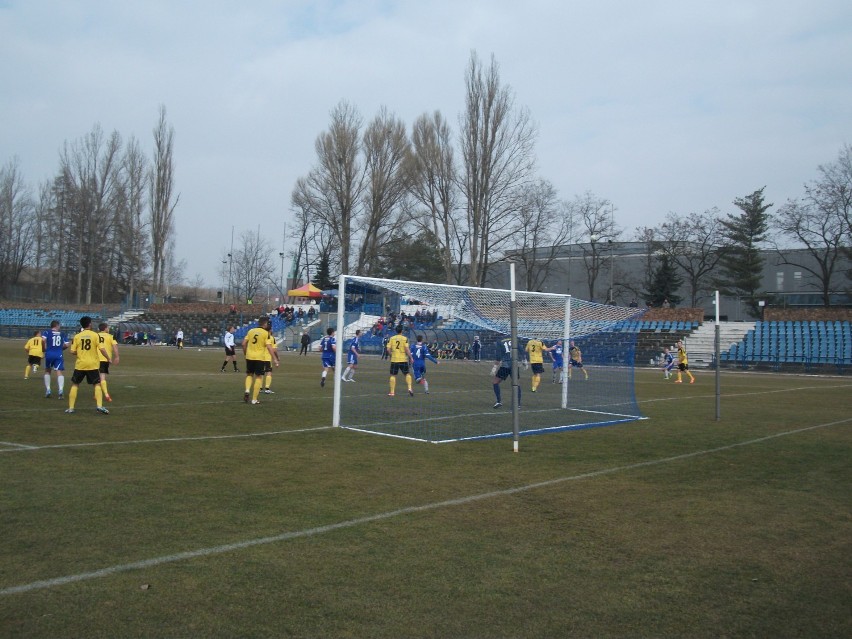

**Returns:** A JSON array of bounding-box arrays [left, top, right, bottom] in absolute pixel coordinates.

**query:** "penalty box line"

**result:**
[[1, 416, 849, 596]]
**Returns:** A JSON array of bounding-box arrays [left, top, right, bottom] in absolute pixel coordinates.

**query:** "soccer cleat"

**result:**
[[96, 406, 109, 415], [531, 389, 536, 393], [251, 400, 261, 405], [45, 392, 51, 399], [493, 401, 502, 409], [674, 380, 682, 383], [388, 392, 395, 397], [58, 393, 63, 400], [320, 377, 325, 387], [64, 408, 75, 414], [408, 389, 414, 397], [221, 368, 226, 373], [244, 391, 250, 402], [263, 389, 274, 394], [348, 378, 355, 383], [689, 379, 695, 384]]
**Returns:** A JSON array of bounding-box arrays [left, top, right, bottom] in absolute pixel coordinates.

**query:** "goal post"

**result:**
[[333, 274, 646, 443]]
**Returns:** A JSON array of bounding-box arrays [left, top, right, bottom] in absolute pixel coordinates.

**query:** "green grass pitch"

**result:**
[[1, 339, 850, 638]]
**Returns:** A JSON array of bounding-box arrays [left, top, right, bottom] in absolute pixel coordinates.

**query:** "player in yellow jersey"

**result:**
[[241, 316, 279, 405], [262, 330, 278, 394], [24, 330, 44, 379], [386, 325, 414, 397], [525, 337, 545, 392], [97, 322, 119, 402], [66, 316, 110, 414], [674, 340, 695, 384], [568, 340, 589, 380]]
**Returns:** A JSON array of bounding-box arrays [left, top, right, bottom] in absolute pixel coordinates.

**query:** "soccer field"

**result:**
[[1, 340, 850, 638]]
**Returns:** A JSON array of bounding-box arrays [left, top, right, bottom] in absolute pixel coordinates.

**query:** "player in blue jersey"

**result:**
[[661, 347, 675, 379], [491, 336, 525, 409], [342, 329, 361, 382], [319, 327, 336, 388], [411, 335, 439, 394], [546, 339, 565, 383], [41, 320, 70, 399]]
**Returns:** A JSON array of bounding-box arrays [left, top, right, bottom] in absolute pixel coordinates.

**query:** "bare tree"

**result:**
[[232, 228, 274, 302], [569, 191, 618, 302], [656, 210, 725, 307], [356, 107, 411, 276], [511, 179, 571, 291], [459, 51, 537, 286], [774, 150, 849, 308], [409, 110, 460, 283], [59, 125, 123, 304], [0, 157, 35, 296], [149, 105, 180, 298], [292, 100, 365, 277], [119, 136, 150, 306]]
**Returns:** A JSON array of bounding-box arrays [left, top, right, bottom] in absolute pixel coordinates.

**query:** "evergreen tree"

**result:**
[[374, 231, 445, 282], [715, 187, 772, 317], [312, 252, 335, 291], [643, 253, 683, 307]]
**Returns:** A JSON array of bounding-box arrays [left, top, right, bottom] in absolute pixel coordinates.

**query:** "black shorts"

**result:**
[[28, 355, 42, 365], [389, 362, 410, 376], [246, 359, 266, 376], [496, 365, 511, 381], [71, 369, 100, 385], [224, 346, 235, 356], [569, 359, 583, 368], [678, 362, 688, 371], [264, 361, 273, 373], [531, 363, 544, 375], [99, 362, 110, 374]]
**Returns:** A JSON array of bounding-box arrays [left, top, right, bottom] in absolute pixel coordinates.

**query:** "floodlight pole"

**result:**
[[509, 263, 520, 452], [715, 290, 721, 421]]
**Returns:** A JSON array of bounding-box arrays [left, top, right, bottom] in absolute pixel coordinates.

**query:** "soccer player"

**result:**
[[342, 329, 362, 382], [42, 320, 69, 399], [380, 333, 390, 360], [386, 325, 413, 397], [491, 336, 524, 409], [525, 336, 545, 392], [674, 340, 695, 384], [66, 316, 110, 414], [241, 316, 279, 405], [568, 340, 589, 380], [319, 327, 336, 388], [221, 325, 239, 372], [546, 339, 565, 383], [411, 335, 439, 393], [262, 329, 278, 394], [175, 328, 184, 349], [661, 347, 675, 380], [97, 322, 119, 402], [23, 330, 44, 379]]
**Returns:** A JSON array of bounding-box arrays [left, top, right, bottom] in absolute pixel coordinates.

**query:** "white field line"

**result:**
[[1, 383, 849, 453], [1, 416, 848, 597]]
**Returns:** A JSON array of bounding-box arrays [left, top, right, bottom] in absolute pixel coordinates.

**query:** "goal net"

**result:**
[[333, 275, 646, 443]]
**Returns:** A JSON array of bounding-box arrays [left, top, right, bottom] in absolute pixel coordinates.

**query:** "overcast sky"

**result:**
[[2, 0, 850, 287]]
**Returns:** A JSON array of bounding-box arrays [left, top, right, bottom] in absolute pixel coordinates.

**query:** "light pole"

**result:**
[[607, 239, 614, 304], [227, 253, 233, 305], [590, 234, 598, 302], [279, 252, 285, 299], [220, 259, 227, 304]]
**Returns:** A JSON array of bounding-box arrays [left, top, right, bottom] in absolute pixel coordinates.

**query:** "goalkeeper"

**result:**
[[491, 336, 525, 409]]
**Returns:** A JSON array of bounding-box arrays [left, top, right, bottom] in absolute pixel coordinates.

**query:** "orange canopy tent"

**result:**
[[287, 282, 323, 298]]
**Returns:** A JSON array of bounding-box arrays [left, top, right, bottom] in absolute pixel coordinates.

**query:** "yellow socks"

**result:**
[[389, 377, 397, 395], [69, 386, 79, 410]]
